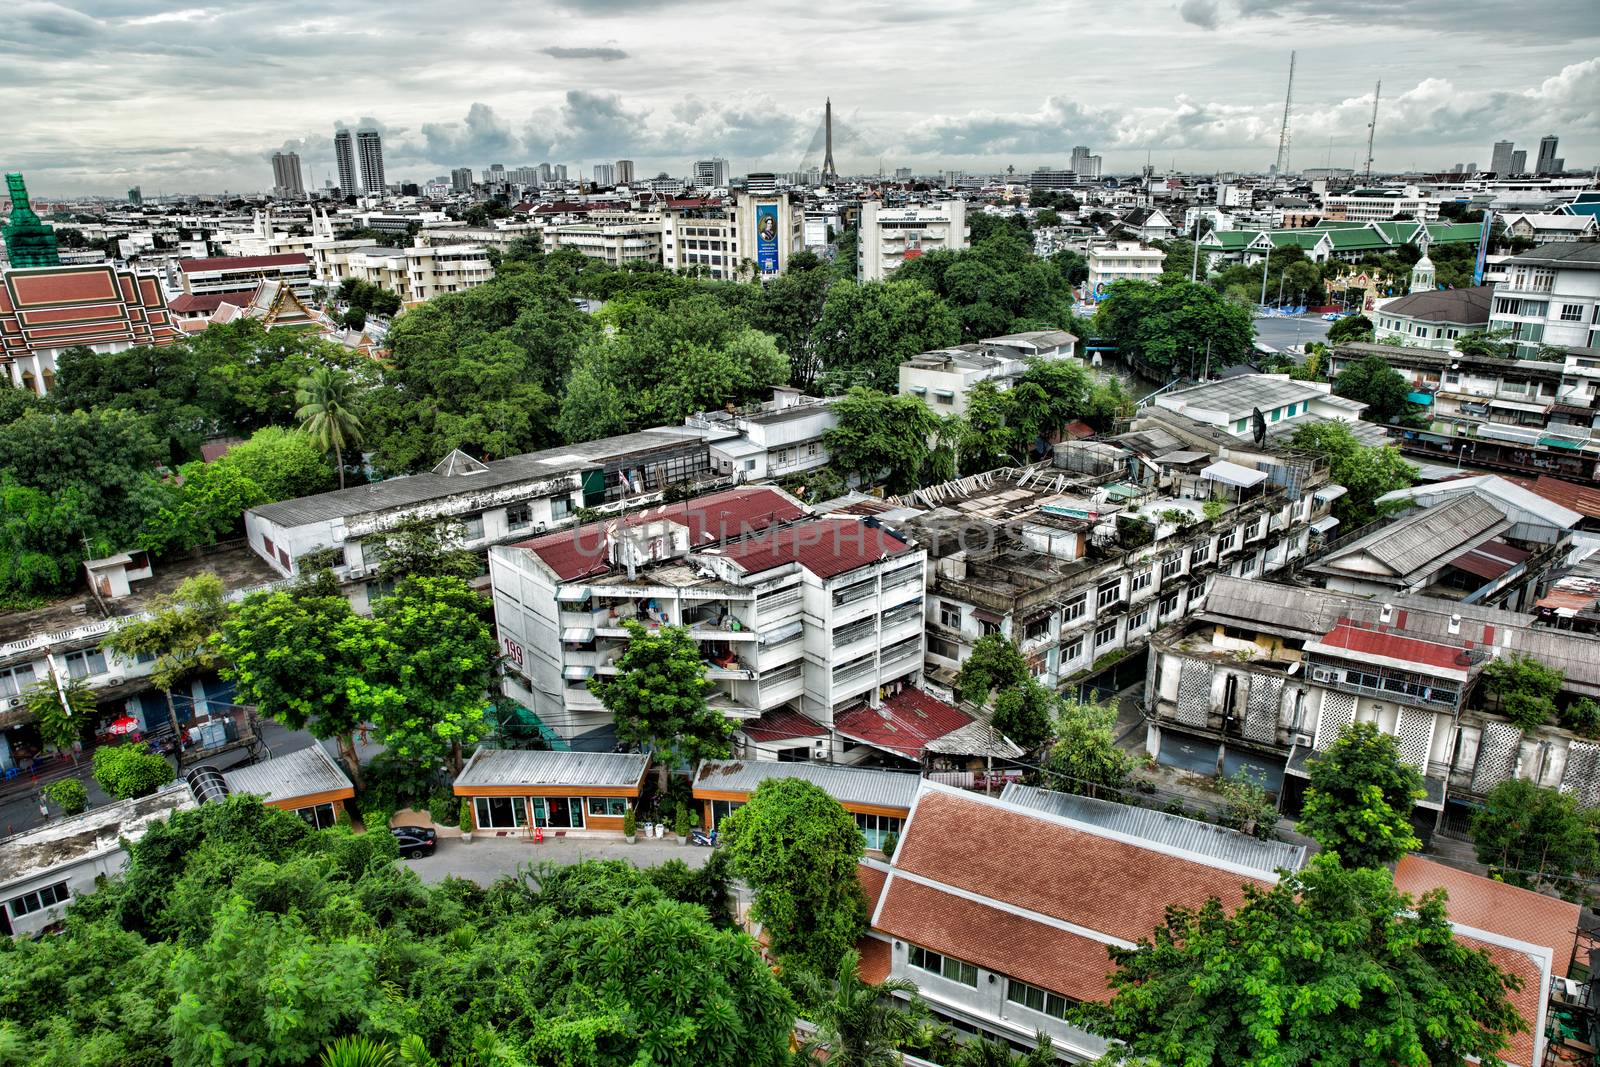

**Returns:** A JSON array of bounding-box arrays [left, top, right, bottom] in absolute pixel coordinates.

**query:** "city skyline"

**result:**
[[1, 0, 1596, 195]]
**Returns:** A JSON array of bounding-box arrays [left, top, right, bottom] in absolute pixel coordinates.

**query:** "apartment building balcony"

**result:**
[[1302, 655, 1465, 713]]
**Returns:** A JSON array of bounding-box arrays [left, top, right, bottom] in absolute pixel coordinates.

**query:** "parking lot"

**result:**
[[402, 833, 713, 885]]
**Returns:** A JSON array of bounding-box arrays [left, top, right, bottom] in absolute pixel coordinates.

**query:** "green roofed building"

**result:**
[[2, 173, 59, 268]]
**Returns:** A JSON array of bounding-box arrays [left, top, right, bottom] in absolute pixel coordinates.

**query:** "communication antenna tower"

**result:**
[[1363, 80, 1382, 182], [1274, 51, 1296, 175]]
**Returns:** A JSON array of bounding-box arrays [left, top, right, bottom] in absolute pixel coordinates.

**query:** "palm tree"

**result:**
[[296, 366, 365, 489], [319, 1036, 395, 1067], [794, 949, 921, 1067]]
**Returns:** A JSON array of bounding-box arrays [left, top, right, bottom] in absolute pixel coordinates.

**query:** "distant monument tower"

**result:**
[[822, 98, 837, 183], [1409, 232, 1436, 294], [3, 173, 60, 268]]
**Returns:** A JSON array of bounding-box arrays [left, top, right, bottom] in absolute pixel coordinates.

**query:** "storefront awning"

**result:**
[[1313, 485, 1348, 503], [1539, 436, 1585, 450], [1487, 398, 1548, 414], [1202, 460, 1269, 489]]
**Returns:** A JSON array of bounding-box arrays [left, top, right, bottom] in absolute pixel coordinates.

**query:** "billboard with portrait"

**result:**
[[755, 203, 779, 273]]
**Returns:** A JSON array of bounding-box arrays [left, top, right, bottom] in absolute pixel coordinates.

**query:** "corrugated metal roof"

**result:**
[[1323, 494, 1507, 577], [693, 759, 922, 810], [454, 748, 650, 789], [222, 744, 353, 805], [999, 784, 1307, 875]]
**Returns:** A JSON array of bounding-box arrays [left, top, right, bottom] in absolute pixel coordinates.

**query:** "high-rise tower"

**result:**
[[356, 128, 386, 195], [333, 130, 357, 195], [1536, 134, 1560, 175], [271, 151, 305, 198], [2, 173, 60, 268], [1273, 51, 1295, 176], [822, 98, 837, 183]]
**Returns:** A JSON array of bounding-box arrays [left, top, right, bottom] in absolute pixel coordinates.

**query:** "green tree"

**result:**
[[823, 387, 945, 493], [1324, 310, 1376, 343], [1470, 778, 1598, 899], [1334, 354, 1415, 425], [1043, 696, 1133, 799], [722, 777, 869, 975], [371, 575, 499, 776], [955, 633, 1029, 706], [749, 261, 831, 389], [221, 586, 388, 787], [992, 677, 1054, 753], [587, 620, 730, 766], [1288, 421, 1416, 527], [91, 744, 175, 799], [1299, 721, 1423, 867], [295, 367, 365, 489], [1094, 281, 1254, 376], [368, 516, 481, 583], [791, 949, 921, 1067], [1481, 653, 1563, 732], [214, 426, 337, 500], [814, 279, 961, 392], [1078, 856, 1527, 1067], [24, 673, 94, 755], [1216, 769, 1280, 841], [138, 459, 268, 553], [104, 573, 231, 740], [42, 777, 89, 816]]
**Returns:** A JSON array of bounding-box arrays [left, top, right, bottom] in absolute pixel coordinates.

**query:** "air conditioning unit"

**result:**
[[6, 697, 23, 709], [1293, 733, 1313, 748], [1310, 668, 1336, 683]]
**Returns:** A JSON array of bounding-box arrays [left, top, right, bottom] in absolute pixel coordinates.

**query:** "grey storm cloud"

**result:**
[[1178, 0, 1220, 30], [540, 45, 629, 61]]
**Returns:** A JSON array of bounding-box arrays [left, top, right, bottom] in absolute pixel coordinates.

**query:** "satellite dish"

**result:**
[[1251, 407, 1268, 446]]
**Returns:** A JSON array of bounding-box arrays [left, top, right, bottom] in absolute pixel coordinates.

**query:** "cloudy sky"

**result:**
[[4, 0, 1598, 196]]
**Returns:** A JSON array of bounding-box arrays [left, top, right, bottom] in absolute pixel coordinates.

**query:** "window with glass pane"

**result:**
[[0, 664, 35, 697], [475, 796, 528, 829], [65, 650, 107, 678], [296, 802, 337, 829], [587, 796, 630, 817], [463, 515, 485, 540], [710, 799, 743, 828]]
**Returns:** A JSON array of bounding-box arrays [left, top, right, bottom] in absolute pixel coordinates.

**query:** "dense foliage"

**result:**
[[1094, 280, 1254, 376], [1298, 721, 1424, 868], [1471, 778, 1599, 899], [1288, 421, 1416, 527], [588, 620, 731, 766], [0, 796, 789, 1067], [1080, 856, 1527, 1067]]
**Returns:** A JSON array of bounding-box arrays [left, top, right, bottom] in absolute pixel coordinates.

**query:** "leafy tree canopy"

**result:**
[[1471, 778, 1599, 900], [1094, 280, 1254, 376], [1334, 354, 1417, 425], [1288, 421, 1416, 527], [823, 387, 951, 493], [1043, 695, 1133, 799], [1299, 721, 1423, 867], [587, 619, 730, 765], [814, 278, 961, 393]]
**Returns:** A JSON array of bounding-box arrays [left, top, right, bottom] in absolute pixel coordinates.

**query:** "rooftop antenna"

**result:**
[[1274, 50, 1296, 176], [1363, 80, 1381, 183]]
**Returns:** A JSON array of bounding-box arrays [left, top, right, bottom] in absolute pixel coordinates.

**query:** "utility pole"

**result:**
[[1363, 81, 1382, 183], [1259, 249, 1272, 309], [1274, 51, 1296, 176]]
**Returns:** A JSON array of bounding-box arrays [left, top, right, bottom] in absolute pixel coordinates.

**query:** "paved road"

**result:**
[[1253, 313, 1332, 352], [403, 834, 713, 885]]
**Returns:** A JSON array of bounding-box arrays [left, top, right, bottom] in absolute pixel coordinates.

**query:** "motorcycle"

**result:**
[[688, 828, 718, 847]]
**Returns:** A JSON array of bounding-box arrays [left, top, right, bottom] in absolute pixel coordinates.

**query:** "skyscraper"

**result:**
[[553, 164, 567, 182], [333, 130, 357, 196], [822, 98, 837, 182], [451, 167, 473, 193], [356, 128, 385, 194], [1070, 144, 1103, 180], [615, 159, 635, 184], [1489, 140, 1514, 175], [693, 158, 729, 188], [1536, 134, 1560, 175], [593, 163, 615, 186], [271, 151, 305, 198], [127, 186, 143, 206], [1510, 149, 1527, 175]]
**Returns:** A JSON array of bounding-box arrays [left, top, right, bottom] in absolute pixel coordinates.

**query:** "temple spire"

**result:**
[[3, 173, 61, 268]]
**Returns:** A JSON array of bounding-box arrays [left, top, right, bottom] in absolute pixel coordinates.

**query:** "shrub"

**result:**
[[459, 799, 474, 833], [360, 805, 395, 833], [1558, 697, 1600, 738], [427, 789, 457, 828], [43, 777, 89, 816], [674, 806, 693, 838], [91, 745, 174, 800], [622, 807, 637, 837], [880, 831, 898, 859]]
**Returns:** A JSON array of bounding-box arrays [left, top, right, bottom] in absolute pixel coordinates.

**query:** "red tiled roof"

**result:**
[[719, 517, 914, 579], [1315, 621, 1471, 672], [740, 707, 827, 744], [1394, 855, 1579, 979], [855, 935, 892, 985], [1448, 537, 1530, 581], [514, 487, 805, 582], [833, 688, 972, 760], [892, 789, 1266, 946], [168, 292, 246, 314], [177, 253, 310, 272], [1458, 934, 1542, 1067], [857, 863, 888, 914], [874, 877, 1115, 1003], [1064, 420, 1096, 440]]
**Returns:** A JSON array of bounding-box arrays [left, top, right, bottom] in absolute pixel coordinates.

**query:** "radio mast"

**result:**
[[1274, 51, 1296, 175], [1363, 81, 1381, 182]]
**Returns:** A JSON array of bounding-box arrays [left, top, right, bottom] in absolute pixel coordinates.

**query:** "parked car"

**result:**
[[391, 825, 437, 859]]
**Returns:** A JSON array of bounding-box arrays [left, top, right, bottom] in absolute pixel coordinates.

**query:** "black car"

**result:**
[[391, 825, 437, 859]]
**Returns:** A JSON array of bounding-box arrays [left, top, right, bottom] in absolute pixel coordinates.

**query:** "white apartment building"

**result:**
[[1323, 185, 1440, 222], [857, 200, 969, 282], [176, 252, 315, 299], [1489, 242, 1600, 357], [659, 194, 802, 278], [487, 488, 927, 746], [544, 220, 662, 268], [1153, 374, 1367, 439], [1085, 240, 1165, 296], [687, 389, 839, 482], [338, 243, 493, 305], [899, 331, 1079, 417]]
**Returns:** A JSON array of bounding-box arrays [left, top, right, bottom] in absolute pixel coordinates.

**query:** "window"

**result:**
[[1006, 978, 1071, 1020], [709, 799, 743, 829], [7, 881, 70, 919], [1131, 570, 1152, 594], [979, 618, 1000, 638], [1234, 419, 1247, 433], [1063, 595, 1086, 623], [533, 797, 585, 828], [1093, 624, 1117, 649], [1063, 637, 1084, 662], [1561, 304, 1585, 322], [1159, 593, 1179, 617], [908, 945, 978, 986], [1129, 609, 1150, 631], [1095, 580, 1121, 609], [743, 460, 756, 471], [1161, 553, 1184, 579], [474, 796, 528, 829], [64, 649, 107, 678], [0, 664, 36, 698], [586, 796, 630, 817], [855, 812, 903, 850], [506, 503, 532, 530], [296, 802, 338, 830], [1023, 615, 1051, 642], [934, 390, 955, 405], [463, 514, 485, 541], [550, 495, 575, 522], [928, 635, 960, 659], [939, 601, 962, 630]]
